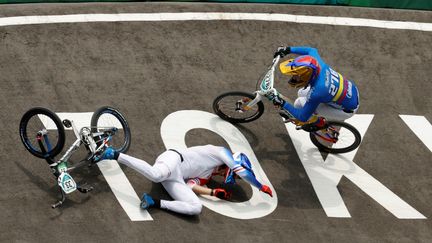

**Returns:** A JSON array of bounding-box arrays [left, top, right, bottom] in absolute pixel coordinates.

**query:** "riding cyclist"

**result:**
[[272, 46, 360, 131], [95, 145, 272, 216]]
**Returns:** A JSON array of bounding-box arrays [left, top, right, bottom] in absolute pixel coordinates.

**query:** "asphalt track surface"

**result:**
[[1, 2, 431, 242]]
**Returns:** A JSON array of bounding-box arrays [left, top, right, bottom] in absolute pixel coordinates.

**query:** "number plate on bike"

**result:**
[[57, 162, 68, 173], [58, 172, 77, 194]]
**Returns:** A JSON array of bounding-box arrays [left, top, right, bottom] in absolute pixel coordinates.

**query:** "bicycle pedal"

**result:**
[[77, 186, 93, 193], [83, 187, 93, 193], [52, 200, 63, 209]]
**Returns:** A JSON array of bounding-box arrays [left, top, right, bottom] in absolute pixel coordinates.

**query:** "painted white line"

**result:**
[[98, 159, 153, 221], [0, 12, 430, 31], [39, 112, 122, 130], [38, 112, 152, 221], [161, 110, 277, 219], [39, 112, 93, 130], [286, 114, 426, 219], [400, 115, 432, 152]]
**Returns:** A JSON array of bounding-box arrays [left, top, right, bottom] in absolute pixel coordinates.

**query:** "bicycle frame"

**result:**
[[243, 55, 281, 111], [44, 120, 111, 171], [37, 119, 115, 208]]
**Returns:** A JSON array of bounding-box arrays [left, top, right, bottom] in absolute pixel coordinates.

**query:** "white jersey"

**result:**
[[117, 144, 267, 215], [176, 145, 226, 181]]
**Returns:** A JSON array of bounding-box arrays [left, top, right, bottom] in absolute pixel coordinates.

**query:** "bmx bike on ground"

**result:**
[[19, 106, 131, 208], [212, 55, 361, 154]]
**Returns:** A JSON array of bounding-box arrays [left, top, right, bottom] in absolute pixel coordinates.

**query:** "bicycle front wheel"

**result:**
[[309, 121, 361, 154], [212, 91, 265, 123], [91, 106, 131, 154], [19, 107, 66, 158]]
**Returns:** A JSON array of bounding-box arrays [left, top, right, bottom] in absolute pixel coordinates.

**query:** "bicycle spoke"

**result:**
[[216, 95, 259, 120], [26, 114, 60, 153], [318, 128, 356, 149], [95, 113, 126, 151]]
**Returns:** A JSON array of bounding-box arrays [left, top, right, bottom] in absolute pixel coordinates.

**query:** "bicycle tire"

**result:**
[[19, 107, 66, 158], [309, 120, 361, 154], [212, 91, 265, 123], [91, 106, 131, 154]]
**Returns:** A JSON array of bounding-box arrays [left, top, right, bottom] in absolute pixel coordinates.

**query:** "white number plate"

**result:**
[[57, 172, 77, 194]]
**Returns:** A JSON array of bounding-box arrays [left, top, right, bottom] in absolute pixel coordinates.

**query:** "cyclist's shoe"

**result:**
[[93, 146, 116, 163], [140, 193, 155, 209], [301, 117, 328, 132], [301, 123, 329, 132]]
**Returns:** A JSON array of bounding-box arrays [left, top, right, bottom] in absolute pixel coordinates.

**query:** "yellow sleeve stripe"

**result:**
[[332, 73, 344, 102]]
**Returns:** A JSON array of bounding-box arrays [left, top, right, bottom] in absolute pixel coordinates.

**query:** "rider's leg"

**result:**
[[159, 178, 203, 216], [293, 96, 355, 122], [293, 86, 310, 109], [291, 97, 321, 126], [292, 96, 319, 124], [140, 164, 202, 215], [294, 96, 307, 109], [297, 86, 310, 98], [315, 104, 355, 121], [117, 150, 181, 183]]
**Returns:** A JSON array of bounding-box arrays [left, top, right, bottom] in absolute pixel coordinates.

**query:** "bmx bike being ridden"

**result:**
[[213, 55, 361, 154], [19, 106, 131, 208]]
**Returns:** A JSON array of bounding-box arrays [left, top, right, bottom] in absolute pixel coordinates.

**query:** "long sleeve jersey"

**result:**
[[281, 46, 360, 122], [177, 145, 263, 189]]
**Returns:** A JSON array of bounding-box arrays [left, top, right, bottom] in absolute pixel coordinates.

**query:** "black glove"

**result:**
[[272, 94, 285, 107], [273, 46, 291, 58]]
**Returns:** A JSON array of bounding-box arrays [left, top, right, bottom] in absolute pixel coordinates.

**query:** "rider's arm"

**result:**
[[219, 148, 263, 189], [289, 46, 325, 65], [281, 98, 320, 122], [187, 178, 212, 195], [188, 178, 231, 199], [190, 184, 212, 195]]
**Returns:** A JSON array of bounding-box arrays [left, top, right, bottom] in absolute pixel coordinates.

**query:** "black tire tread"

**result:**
[[19, 107, 66, 158], [212, 91, 265, 123], [309, 120, 361, 154], [90, 106, 131, 154]]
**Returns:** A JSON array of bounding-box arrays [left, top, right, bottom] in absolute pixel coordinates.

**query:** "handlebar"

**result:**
[[241, 56, 282, 111]]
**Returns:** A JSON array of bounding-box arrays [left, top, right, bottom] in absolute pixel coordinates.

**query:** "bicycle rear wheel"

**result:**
[[91, 106, 131, 153], [309, 121, 361, 154], [19, 107, 66, 158], [212, 91, 264, 123]]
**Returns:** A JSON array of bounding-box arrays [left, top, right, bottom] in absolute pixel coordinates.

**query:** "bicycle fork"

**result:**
[[242, 92, 263, 111]]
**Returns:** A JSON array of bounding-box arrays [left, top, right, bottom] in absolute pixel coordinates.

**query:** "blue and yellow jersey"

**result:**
[[281, 46, 359, 122]]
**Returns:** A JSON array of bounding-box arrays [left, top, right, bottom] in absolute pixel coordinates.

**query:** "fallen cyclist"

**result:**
[[94, 144, 272, 216]]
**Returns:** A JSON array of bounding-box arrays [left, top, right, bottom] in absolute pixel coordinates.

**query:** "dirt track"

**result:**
[[0, 3, 431, 242]]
